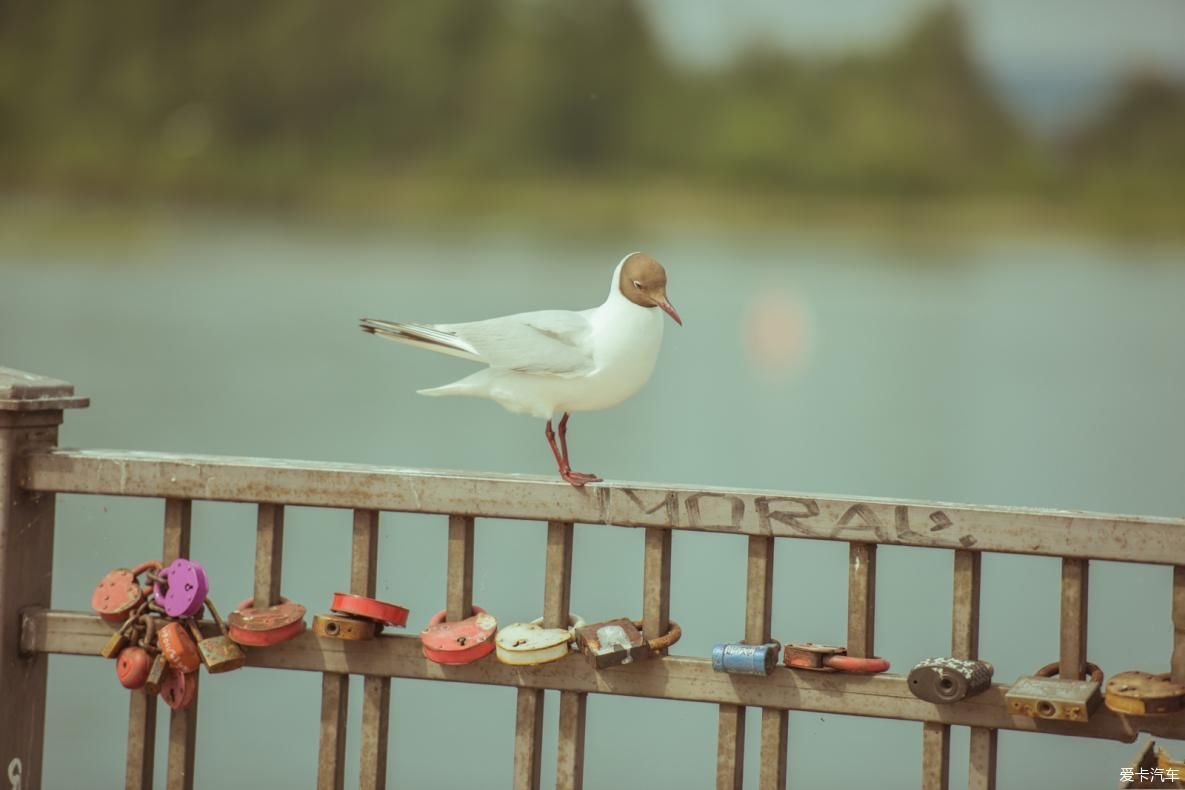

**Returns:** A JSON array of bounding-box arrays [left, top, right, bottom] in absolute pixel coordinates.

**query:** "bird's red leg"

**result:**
[[557, 412, 601, 485]]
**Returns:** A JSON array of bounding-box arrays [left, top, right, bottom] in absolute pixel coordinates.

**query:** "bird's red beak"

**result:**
[[658, 296, 683, 326]]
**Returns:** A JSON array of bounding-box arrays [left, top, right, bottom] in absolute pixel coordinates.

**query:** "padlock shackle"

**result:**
[[630, 619, 682, 652], [426, 605, 488, 628], [130, 560, 163, 578], [824, 654, 891, 674], [1035, 661, 1103, 684]]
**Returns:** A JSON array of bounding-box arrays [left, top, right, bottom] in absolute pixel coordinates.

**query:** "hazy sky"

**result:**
[[643, 0, 1185, 133]]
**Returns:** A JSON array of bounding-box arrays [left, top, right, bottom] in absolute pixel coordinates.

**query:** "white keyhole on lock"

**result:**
[[7, 757, 21, 790]]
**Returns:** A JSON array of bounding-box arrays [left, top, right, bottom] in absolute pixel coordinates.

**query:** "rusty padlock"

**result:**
[[153, 558, 209, 619], [158, 621, 201, 674], [1005, 661, 1103, 722], [144, 653, 168, 695], [160, 668, 197, 710], [1105, 672, 1185, 716], [330, 592, 409, 627], [784, 643, 890, 674], [908, 657, 994, 704], [495, 615, 585, 666], [92, 561, 160, 622], [420, 606, 498, 665], [116, 646, 153, 690], [313, 613, 377, 641], [712, 642, 781, 675], [99, 612, 144, 659], [576, 619, 649, 669], [186, 599, 246, 673], [228, 596, 307, 647]]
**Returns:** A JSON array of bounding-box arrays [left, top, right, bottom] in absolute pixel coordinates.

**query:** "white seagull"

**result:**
[[360, 252, 681, 486]]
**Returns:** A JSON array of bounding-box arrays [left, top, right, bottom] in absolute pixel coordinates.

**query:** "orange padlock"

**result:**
[[330, 592, 409, 627], [91, 561, 161, 623], [160, 668, 197, 710], [158, 621, 201, 674], [420, 606, 497, 665]]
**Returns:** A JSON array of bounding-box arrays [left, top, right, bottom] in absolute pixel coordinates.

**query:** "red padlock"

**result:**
[[420, 606, 497, 665], [330, 592, 409, 627], [91, 561, 161, 622], [116, 646, 153, 690], [160, 669, 197, 710], [227, 597, 307, 647]]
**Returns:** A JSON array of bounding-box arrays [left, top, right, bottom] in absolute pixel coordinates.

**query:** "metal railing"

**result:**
[[2, 367, 1183, 790]]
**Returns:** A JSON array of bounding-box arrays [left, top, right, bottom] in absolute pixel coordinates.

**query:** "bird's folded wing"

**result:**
[[443, 310, 595, 377]]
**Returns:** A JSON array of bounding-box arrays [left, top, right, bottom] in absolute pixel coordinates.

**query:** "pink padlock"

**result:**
[[160, 668, 197, 710], [153, 558, 209, 618], [420, 606, 497, 665]]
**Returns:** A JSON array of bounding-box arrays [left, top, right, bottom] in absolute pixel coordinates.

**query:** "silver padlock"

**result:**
[[712, 642, 780, 676], [908, 657, 993, 704]]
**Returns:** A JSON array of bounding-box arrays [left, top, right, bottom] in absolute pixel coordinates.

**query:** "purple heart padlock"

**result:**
[[153, 558, 209, 618]]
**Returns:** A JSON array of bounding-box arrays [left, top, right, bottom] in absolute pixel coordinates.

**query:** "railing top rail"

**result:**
[[22, 448, 1185, 565]]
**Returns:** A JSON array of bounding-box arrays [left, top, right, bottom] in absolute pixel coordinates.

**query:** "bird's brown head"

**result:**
[[619, 252, 682, 326]]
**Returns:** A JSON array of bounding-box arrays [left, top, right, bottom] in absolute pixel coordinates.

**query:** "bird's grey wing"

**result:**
[[442, 310, 594, 377]]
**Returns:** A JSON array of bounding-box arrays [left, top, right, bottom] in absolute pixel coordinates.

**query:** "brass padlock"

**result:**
[[186, 599, 246, 674], [1005, 661, 1103, 722], [99, 614, 142, 659], [908, 657, 994, 704], [144, 653, 168, 695], [575, 619, 650, 669], [1105, 672, 1185, 716], [313, 613, 377, 641]]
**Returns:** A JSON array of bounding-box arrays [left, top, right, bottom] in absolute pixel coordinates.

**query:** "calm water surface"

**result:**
[[2, 218, 1183, 789]]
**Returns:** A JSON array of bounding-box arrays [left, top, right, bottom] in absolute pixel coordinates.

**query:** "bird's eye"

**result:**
[[632, 280, 642, 289]]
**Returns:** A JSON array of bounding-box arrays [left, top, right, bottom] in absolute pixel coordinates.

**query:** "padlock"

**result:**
[[330, 592, 409, 627], [160, 669, 197, 710], [144, 653, 168, 695], [153, 558, 210, 618], [495, 615, 585, 666], [1005, 661, 1103, 722], [228, 596, 307, 647], [908, 657, 994, 704], [185, 600, 246, 673], [313, 613, 377, 641], [420, 606, 498, 665], [116, 646, 153, 690], [575, 619, 649, 669], [158, 621, 201, 674], [783, 643, 891, 674], [99, 614, 143, 659], [712, 642, 781, 676], [1105, 672, 1185, 716], [91, 561, 160, 622]]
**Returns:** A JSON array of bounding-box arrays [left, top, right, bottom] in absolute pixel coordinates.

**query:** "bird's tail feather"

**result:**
[[359, 318, 481, 362]]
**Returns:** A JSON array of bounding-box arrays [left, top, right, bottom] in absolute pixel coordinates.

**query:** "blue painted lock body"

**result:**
[[711, 642, 780, 675]]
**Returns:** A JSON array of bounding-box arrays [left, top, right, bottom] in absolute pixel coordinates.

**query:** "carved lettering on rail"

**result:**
[[685, 492, 746, 530]]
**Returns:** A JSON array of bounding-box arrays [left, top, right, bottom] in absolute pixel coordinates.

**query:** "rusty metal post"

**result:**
[[1172, 566, 1185, 685], [0, 369, 87, 790]]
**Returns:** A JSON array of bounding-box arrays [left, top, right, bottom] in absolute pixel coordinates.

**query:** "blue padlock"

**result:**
[[711, 642, 781, 676]]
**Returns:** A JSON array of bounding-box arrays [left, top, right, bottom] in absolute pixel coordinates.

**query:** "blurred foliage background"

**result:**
[[2, 0, 1183, 234]]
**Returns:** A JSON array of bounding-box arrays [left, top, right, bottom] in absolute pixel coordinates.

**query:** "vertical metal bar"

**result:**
[[847, 543, 877, 658], [125, 690, 157, 790], [513, 688, 545, 790], [353, 509, 390, 790], [715, 705, 746, 790], [951, 550, 981, 660], [968, 727, 998, 790], [556, 690, 587, 790], [1174, 567, 1185, 685], [446, 514, 475, 622], [0, 390, 74, 790], [1059, 558, 1089, 680], [163, 498, 196, 790], [952, 550, 996, 790], [921, 722, 951, 790], [253, 503, 285, 608], [642, 528, 672, 654], [749, 536, 787, 790], [542, 520, 574, 629], [317, 674, 349, 790]]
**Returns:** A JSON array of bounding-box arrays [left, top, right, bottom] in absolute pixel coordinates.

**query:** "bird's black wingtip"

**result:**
[[359, 319, 377, 335]]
